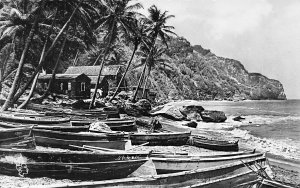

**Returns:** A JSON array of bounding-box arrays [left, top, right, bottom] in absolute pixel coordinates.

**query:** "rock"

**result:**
[[116, 91, 131, 100], [200, 110, 227, 123], [135, 99, 152, 115], [233, 116, 245, 122], [180, 105, 204, 121], [151, 105, 186, 121], [123, 102, 142, 117], [183, 121, 197, 128]]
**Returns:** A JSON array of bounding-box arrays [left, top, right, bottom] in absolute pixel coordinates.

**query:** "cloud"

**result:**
[[139, 0, 300, 98]]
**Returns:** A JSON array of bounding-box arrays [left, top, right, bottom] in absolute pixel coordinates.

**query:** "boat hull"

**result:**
[[40, 157, 268, 188], [32, 129, 127, 141], [130, 132, 191, 146], [34, 136, 131, 150], [0, 148, 149, 163], [0, 113, 70, 124], [191, 136, 239, 151], [152, 153, 264, 174], [0, 159, 148, 180]]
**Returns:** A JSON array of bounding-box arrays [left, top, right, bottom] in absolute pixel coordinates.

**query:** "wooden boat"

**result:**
[[258, 179, 295, 188], [0, 127, 32, 144], [189, 135, 239, 151], [37, 156, 268, 188], [0, 148, 150, 163], [99, 119, 137, 132], [130, 132, 191, 146], [32, 129, 128, 141], [151, 152, 265, 174], [152, 149, 256, 158], [0, 158, 148, 180], [0, 121, 89, 132], [34, 136, 131, 150], [0, 112, 70, 124]]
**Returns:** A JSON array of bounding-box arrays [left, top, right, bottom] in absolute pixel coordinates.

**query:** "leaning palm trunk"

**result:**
[[17, 73, 39, 109], [109, 45, 138, 101], [132, 61, 147, 102], [0, 9, 41, 111], [132, 46, 154, 102], [42, 32, 68, 99], [142, 65, 151, 99], [89, 19, 116, 109], [17, 16, 57, 109], [10, 4, 79, 106]]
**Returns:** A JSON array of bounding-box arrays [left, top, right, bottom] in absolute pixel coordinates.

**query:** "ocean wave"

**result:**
[[227, 128, 300, 161], [224, 115, 300, 128]]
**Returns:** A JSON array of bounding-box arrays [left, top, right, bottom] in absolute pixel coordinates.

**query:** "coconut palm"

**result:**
[[89, 0, 142, 109], [109, 19, 149, 101], [8, 1, 101, 108], [0, 0, 47, 111], [6, 3, 81, 109], [132, 5, 176, 102]]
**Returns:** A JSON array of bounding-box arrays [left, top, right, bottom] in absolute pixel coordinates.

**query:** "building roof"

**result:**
[[64, 65, 122, 76], [38, 73, 90, 81]]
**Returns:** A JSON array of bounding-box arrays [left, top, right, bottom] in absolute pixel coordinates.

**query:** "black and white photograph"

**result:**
[[0, 0, 299, 187]]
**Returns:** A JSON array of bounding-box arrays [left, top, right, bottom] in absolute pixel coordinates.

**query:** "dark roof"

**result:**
[[38, 74, 90, 81], [64, 65, 122, 76]]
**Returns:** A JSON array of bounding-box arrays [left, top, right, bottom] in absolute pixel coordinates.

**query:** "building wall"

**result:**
[[38, 76, 91, 99]]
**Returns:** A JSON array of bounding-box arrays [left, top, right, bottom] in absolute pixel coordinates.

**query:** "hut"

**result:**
[[38, 73, 91, 99], [64, 65, 126, 97]]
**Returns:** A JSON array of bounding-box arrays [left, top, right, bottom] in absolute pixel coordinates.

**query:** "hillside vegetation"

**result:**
[[127, 37, 286, 101]]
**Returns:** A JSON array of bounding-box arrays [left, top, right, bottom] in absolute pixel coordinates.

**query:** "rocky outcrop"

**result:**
[[200, 110, 227, 123], [151, 103, 206, 121], [126, 36, 286, 101]]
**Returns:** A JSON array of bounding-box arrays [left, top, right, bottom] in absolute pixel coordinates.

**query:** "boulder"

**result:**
[[180, 105, 204, 121], [123, 102, 142, 117], [233, 116, 245, 122], [135, 99, 152, 115], [183, 121, 198, 128], [151, 105, 186, 121], [200, 110, 227, 123]]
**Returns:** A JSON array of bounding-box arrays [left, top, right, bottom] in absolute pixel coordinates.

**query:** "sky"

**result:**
[[139, 0, 300, 99]]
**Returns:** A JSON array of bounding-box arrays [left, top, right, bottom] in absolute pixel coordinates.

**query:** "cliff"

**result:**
[[127, 37, 286, 101]]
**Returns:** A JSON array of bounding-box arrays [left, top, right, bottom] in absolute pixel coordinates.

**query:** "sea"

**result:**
[[197, 99, 300, 166]]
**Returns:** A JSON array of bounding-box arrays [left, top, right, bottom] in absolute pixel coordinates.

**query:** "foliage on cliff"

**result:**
[[127, 37, 286, 101]]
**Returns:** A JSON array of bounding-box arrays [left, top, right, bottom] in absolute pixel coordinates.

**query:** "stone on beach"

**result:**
[[150, 102, 205, 121], [200, 110, 227, 122]]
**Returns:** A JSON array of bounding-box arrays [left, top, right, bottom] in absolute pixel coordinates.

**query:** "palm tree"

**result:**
[[109, 20, 149, 101], [9, 3, 81, 108], [132, 5, 176, 102], [10, 0, 101, 107], [140, 46, 170, 98], [1, 0, 47, 111], [89, 0, 142, 109]]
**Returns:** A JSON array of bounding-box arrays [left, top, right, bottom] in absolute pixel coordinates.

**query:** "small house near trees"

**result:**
[[38, 73, 91, 99], [64, 65, 126, 97]]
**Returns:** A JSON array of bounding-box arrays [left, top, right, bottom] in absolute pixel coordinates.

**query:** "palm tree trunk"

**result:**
[[109, 44, 138, 101], [11, 4, 79, 105], [17, 73, 39, 109], [142, 65, 151, 99], [73, 50, 80, 66], [89, 19, 116, 109], [132, 45, 154, 102], [132, 61, 147, 102], [17, 17, 57, 109], [42, 31, 68, 99], [0, 10, 41, 111]]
